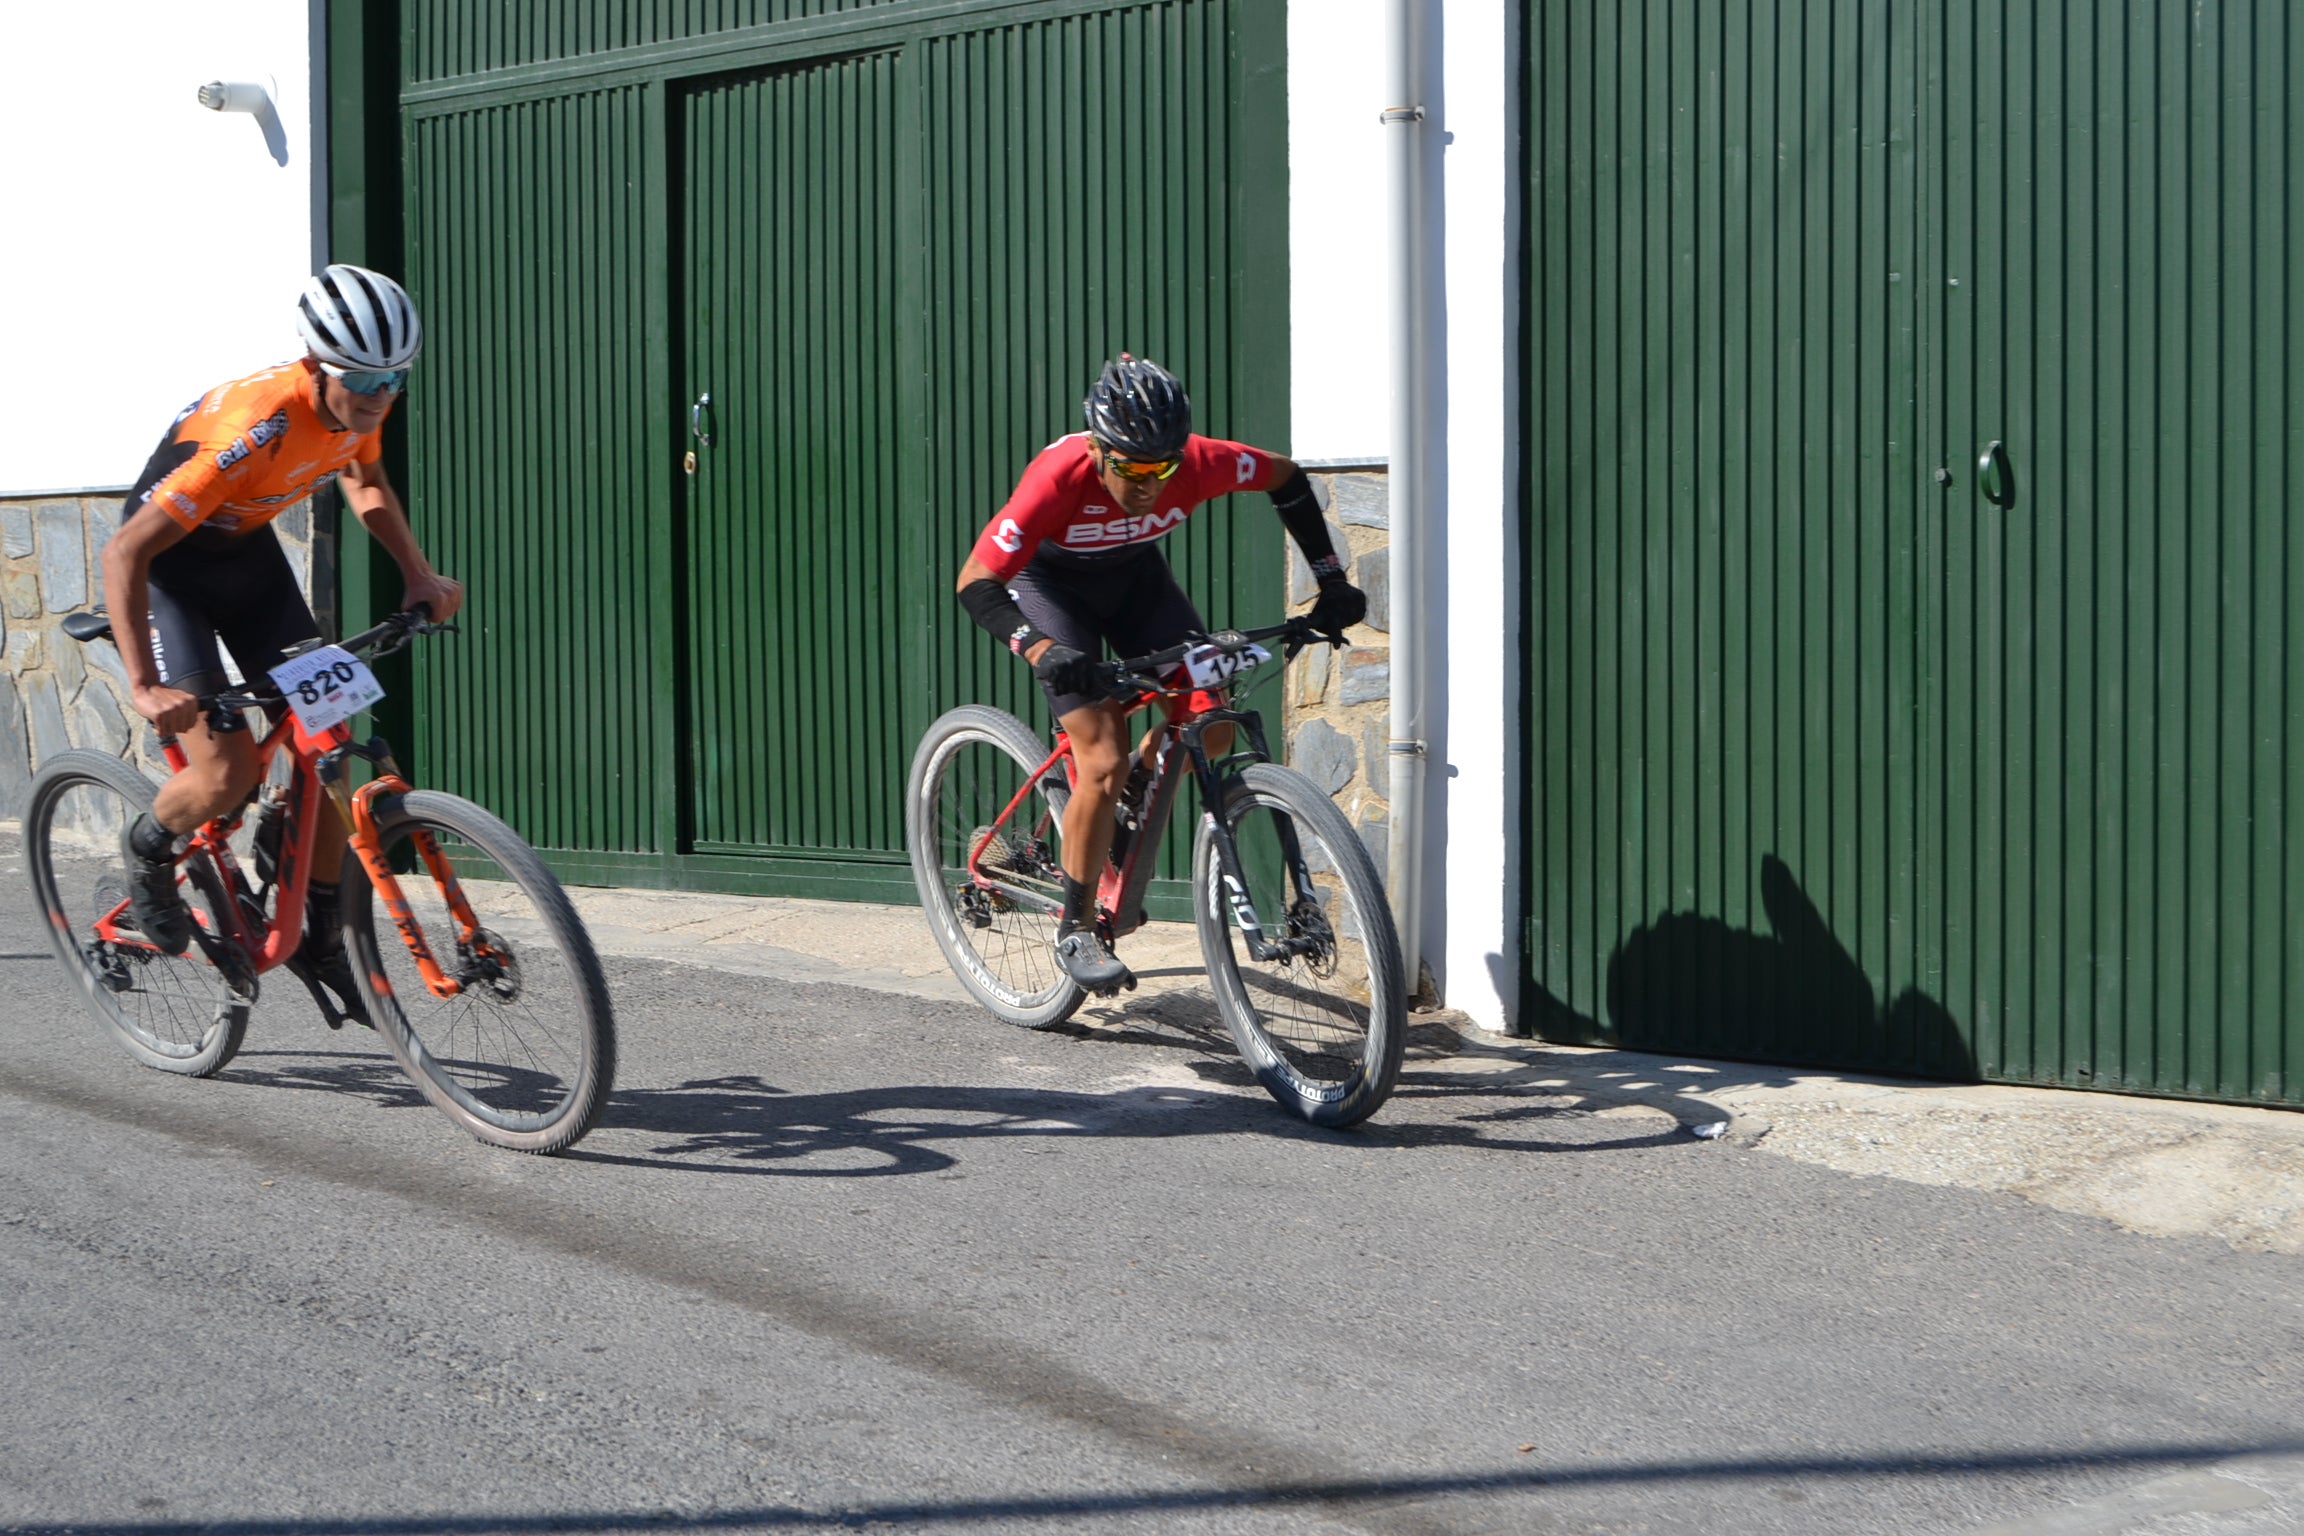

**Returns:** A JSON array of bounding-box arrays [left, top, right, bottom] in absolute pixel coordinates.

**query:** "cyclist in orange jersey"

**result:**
[[101, 264, 463, 1021]]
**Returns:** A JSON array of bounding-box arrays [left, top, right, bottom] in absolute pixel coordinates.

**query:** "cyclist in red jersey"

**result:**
[[101, 264, 463, 1021], [954, 355, 1366, 994]]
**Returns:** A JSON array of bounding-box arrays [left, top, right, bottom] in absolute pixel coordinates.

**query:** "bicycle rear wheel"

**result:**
[[1194, 763, 1406, 1127], [906, 704, 1084, 1029], [23, 750, 253, 1076], [343, 791, 614, 1153]]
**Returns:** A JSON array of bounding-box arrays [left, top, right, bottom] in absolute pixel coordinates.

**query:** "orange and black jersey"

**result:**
[[129, 359, 381, 540]]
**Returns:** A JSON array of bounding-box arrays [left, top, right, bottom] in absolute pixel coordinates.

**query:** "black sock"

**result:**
[[305, 880, 343, 951], [1059, 873, 1094, 933], [128, 812, 178, 863]]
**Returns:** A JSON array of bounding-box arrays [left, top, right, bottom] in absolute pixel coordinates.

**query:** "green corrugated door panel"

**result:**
[[679, 52, 906, 858], [916, 1, 1285, 905], [400, 87, 664, 856], [1920, 0, 2300, 1104], [404, 1, 902, 85], [377, 0, 1285, 892], [1521, 1, 1925, 1070], [1522, 0, 2302, 1107]]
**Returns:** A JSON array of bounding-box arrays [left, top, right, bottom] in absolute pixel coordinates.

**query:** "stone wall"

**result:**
[[1281, 465, 1394, 884], [0, 492, 321, 821]]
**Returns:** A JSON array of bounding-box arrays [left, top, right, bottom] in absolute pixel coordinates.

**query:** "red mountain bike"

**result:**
[[23, 608, 614, 1154], [907, 618, 1405, 1127]]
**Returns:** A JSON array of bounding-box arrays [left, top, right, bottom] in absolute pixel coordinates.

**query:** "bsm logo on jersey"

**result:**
[[1061, 504, 1190, 549]]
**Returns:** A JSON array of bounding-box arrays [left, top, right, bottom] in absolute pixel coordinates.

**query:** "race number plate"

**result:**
[[268, 645, 386, 733], [1182, 641, 1271, 690]]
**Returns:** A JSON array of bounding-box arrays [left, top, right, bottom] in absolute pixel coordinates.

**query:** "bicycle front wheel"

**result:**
[[906, 704, 1084, 1029], [1193, 763, 1406, 1127], [24, 750, 253, 1076], [344, 791, 614, 1153]]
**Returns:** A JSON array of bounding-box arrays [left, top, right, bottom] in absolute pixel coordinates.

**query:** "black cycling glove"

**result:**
[[1306, 578, 1367, 639], [1032, 642, 1103, 697]]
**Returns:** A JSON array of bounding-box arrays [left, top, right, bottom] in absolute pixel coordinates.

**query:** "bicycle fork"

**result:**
[[1186, 719, 1323, 966], [335, 759, 488, 1001]]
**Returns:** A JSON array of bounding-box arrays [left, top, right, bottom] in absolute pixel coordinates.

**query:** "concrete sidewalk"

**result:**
[[563, 884, 2304, 1260]]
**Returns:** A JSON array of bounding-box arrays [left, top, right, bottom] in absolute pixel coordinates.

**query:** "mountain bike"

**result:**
[[906, 617, 1405, 1128], [23, 608, 615, 1154]]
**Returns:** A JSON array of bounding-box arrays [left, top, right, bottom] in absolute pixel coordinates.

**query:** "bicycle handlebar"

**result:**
[[201, 608, 451, 717], [1101, 615, 1342, 699]]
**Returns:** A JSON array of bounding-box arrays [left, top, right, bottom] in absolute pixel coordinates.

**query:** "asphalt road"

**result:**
[[3, 834, 2302, 1536]]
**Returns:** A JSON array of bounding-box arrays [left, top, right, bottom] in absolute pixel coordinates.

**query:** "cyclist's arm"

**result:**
[[100, 503, 202, 730], [1262, 455, 1347, 579], [954, 555, 1053, 664], [339, 458, 464, 622]]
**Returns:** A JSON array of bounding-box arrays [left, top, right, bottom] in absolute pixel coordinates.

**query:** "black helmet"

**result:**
[[1083, 353, 1191, 460]]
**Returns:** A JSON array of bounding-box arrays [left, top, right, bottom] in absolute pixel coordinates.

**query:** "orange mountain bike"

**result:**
[[23, 609, 614, 1154], [906, 617, 1406, 1128]]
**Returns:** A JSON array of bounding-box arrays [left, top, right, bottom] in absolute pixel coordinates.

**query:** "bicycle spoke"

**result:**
[[349, 793, 613, 1152], [907, 708, 1085, 1030], [27, 758, 252, 1076], [1196, 764, 1405, 1127]]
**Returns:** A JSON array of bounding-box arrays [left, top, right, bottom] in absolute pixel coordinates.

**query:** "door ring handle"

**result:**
[[691, 392, 715, 449], [1977, 439, 2017, 510]]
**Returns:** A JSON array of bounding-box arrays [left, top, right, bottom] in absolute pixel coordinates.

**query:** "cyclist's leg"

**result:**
[[1051, 700, 1131, 881], [212, 532, 365, 1024], [127, 570, 257, 951], [1010, 562, 1137, 992], [142, 569, 264, 832], [1008, 563, 1129, 885], [1107, 552, 1234, 759], [212, 528, 341, 881]]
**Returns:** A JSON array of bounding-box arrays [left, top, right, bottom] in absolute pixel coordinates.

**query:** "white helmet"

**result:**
[[296, 264, 423, 370]]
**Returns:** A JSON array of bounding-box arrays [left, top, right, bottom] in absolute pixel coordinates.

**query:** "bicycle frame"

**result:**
[[93, 702, 487, 1002], [963, 675, 1319, 965]]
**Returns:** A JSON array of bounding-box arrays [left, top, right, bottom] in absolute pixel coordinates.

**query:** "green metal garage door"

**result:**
[[1521, 0, 2301, 1104], [334, 0, 1289, 900]]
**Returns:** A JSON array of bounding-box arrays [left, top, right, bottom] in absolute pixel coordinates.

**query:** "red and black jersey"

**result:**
[[968, 432, 1281, 581]]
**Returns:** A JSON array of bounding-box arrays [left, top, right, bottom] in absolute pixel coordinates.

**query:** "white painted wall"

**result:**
[[0, 2, 314, 495], [1292, 1, 1521, 1027], [1435, 1, 1519, 1031], [1287, 0, 1392, 463]]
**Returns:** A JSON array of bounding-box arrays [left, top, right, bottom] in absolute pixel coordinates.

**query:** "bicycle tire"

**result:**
[[1194, 763, 1406, 1127], [906, 704, 1085, 1029], [343, 790, 614, 1154], [24, 750, 253, 1077]]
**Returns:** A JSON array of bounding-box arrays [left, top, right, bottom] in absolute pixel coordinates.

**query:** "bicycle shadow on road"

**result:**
[[564, 1055, 1689, 1179], [215, 1044, 433, 1111]]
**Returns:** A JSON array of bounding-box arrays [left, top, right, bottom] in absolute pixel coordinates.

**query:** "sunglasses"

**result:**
[[322, 364, 410, 396], [1098, 446, 1181, 483]]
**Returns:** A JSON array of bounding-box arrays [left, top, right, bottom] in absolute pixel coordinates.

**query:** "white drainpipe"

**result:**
[[1381, 0, 1432, 995]]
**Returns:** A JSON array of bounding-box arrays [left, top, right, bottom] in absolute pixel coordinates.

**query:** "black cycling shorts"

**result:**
[[1008, 545, 1207, 718], [121, 436, 320, 699]]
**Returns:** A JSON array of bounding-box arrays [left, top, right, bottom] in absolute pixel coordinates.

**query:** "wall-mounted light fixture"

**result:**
[[197, 78, 288, 167]]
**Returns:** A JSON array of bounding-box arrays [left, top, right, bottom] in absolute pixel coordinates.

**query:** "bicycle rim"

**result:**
[[346, 791, 614, 1153], [906, 705, 1083, 1029], [1195, 764, 1406, 1127], [24, 751, 252, 1077]]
